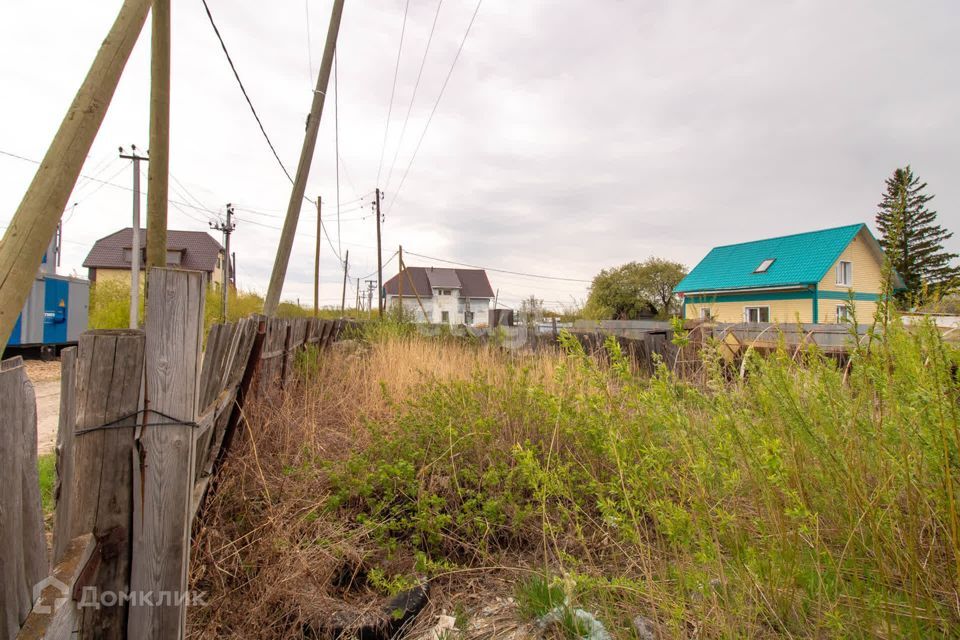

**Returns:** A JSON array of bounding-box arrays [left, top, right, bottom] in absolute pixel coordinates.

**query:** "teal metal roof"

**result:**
[[675, 223, 866, 294]]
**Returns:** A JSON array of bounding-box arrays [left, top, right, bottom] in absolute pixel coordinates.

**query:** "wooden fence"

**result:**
[[3, 268, 358, 640]]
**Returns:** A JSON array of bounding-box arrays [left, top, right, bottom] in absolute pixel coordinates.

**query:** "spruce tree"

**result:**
[[875, 165, 959, 297]]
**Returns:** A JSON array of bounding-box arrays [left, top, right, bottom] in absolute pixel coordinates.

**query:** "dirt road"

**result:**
[[34, 380, 60, 455], [23, 360, 61, 456]]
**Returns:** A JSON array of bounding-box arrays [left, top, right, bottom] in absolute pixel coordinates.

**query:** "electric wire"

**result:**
[[383, 0, 444, 192], [201, 0, 294, 183], [403, 250, 591, 283], [376, 0, 411, 187], [387, 0, 483, 215]]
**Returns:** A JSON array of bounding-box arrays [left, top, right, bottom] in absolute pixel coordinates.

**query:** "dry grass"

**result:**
[[188, 336, 559, 639], [188, 323, 960, 639]]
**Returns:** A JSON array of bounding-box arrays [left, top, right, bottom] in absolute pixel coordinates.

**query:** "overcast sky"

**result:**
[[2, 1, 958, 310]]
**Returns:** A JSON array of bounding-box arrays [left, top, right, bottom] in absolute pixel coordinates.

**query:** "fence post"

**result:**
[[0, 357, 46, 637], [68, 329, 145, 638], [129, 268, 206, 639]]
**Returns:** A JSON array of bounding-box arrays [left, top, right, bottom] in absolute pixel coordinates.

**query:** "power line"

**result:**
[[403, 250, 591, 283], [387, 0, 483, 215], [304, 0, 314, 84], [0, 148, 221, 215], [376, 0, 411, 187], [201, 0, 294, 183], [383, 0, 444, 192]]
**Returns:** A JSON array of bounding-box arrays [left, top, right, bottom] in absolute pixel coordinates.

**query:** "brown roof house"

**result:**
[[83, 228, 227, 287], [383, 266, 495, 326]]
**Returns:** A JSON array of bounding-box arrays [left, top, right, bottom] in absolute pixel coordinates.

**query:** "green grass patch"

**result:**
[[38, 453, 55, 516]]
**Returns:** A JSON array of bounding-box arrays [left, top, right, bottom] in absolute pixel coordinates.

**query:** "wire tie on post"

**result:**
[[74, 408, 200, 436]]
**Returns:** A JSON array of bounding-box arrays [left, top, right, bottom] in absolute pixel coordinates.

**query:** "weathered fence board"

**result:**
[[0, 357, 46, 638], [16, 533, 95, 640], [129, 268, 206, 639], [69, 329, 146, 639]]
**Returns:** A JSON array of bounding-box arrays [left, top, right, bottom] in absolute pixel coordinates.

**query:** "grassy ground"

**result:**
[[188, 320, 960, 639], [38, 452, 55, 517]]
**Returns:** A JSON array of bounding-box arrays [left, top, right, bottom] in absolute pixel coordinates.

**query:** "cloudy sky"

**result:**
[[2, 1, 958, 310]]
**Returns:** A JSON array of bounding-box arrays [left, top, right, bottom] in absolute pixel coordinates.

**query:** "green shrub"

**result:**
[[323, 322, 960, 637]]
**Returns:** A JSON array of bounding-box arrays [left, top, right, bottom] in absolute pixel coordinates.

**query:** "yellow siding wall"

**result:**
[[685, 297, 813, 324], [818, 300, 879, 324], [819, 228, 884, 294]]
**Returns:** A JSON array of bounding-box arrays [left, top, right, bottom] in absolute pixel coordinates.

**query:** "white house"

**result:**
[[383, 266, 495, 327]]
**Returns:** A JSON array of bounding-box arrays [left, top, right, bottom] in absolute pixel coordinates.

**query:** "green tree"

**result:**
[[585, 258, 687, 319], [876, 166, 959, 298]]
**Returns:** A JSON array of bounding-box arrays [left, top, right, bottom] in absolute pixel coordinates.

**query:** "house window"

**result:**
[[754, 258, 775, 273], [836, 260, 852, 286], [441, 311, 450, 324], [166, 250, 182, 266], [836, 304, 851, 323], [464, 311, 474, 324], [745, 306, 770, 323], [700, 308, 712, 321]]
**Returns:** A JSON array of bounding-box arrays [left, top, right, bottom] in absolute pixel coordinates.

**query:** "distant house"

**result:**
[[383, 266, 495, 326], [83, 228, 227, 287], [674, 223, 905, 324]]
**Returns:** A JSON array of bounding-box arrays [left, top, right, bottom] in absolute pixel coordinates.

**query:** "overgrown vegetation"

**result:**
[[190, 319, 960, 638], [89, 279, 355, 332]]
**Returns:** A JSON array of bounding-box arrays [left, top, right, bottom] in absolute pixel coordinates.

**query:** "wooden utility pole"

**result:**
[[146, 0, 171, 272], [375, 187, 384, 316], [398, 244, 403, 315], [340, 249, 349, 315], [120, 144, 148, 328], [264, 0, 345, 315], [355, 277, 360, 318], [0, 0, 151, 352], [210, 205, 236, 322], [314, 197, 321, 317]]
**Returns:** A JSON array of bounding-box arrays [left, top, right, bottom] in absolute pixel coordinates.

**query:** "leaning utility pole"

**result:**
[[264, 0, 345, 315], [120, 144, 148, 328], [314, 196, 321, 317], [146, 0, 171, 273], [0, 0, 151, 352], [374, 187, 384, 316], [210, 204, 236, 322], [340, 249, 349, 315]]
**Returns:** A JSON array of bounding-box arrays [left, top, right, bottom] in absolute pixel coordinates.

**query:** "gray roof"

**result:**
[[83, 228, 223, 273], [426, 269, 462, 289], [383, 266, 495, 298]]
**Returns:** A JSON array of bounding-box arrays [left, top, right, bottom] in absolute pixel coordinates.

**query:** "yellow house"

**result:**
[[675, 223, 904, 324], [84, 228, 228, 288]]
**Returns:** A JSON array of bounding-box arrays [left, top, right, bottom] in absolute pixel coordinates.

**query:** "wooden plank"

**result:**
[[217, 318, 265, 467], [279, 321, 293, 385], [129, 268, 206, 639], [16, 533, 96, 640], [197, 322, 223, 411], [0, 357, 47, 638], [68, 329, 145, 639], [51, 347, 78, 566]]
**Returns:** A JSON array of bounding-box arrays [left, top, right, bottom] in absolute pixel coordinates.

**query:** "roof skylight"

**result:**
[[754, 258, 775, 273]]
